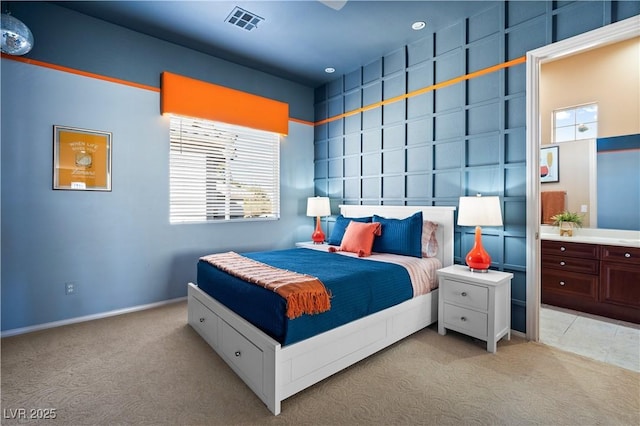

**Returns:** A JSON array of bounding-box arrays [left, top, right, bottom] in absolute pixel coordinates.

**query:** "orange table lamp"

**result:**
[[306, 196, 331, 244], [457, 195, 503, 272]]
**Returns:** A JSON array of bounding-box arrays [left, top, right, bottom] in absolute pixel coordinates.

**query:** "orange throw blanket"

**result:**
[[200, 251, 331, 319]]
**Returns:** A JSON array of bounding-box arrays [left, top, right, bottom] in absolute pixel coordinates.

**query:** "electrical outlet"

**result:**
[[581, 204, 588, 213], [65, 282, 76, 295]]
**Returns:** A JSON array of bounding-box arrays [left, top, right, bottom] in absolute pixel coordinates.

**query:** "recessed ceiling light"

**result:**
[[325, 67, 336, 74], [412, 21, 426, 31]]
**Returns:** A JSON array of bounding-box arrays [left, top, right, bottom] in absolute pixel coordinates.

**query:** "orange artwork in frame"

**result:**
[[53, 125, 112, 191]]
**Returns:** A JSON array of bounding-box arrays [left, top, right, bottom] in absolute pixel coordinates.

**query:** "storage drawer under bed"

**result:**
[[220, 320, 264, 392], [188, 296, 219, 348]]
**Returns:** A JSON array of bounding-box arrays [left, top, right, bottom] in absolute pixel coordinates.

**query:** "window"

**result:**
[[553, 103, 598, 142], [169, 115, 280, 223]]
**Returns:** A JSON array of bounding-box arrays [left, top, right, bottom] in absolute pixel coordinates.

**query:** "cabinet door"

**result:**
[[600, 261, 640, 310], [542, 269, 598, 301]]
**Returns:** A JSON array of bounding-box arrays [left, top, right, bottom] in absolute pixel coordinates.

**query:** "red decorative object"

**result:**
[[457, 195, 503, 273], [307, 196, 331, 244], [465, 226, 492, 271], [311, 216, 326, 244]]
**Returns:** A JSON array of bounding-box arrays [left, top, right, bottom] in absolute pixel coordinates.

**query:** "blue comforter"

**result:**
[[197, 248, 413, 346]]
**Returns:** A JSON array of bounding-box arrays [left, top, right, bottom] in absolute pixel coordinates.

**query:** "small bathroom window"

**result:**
[[553, 103, 598, 142]]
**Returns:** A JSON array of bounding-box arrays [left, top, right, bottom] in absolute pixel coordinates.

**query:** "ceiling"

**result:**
[[56, 0, 498, 88]]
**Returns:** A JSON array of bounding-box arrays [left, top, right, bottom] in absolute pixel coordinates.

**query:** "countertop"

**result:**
[[540, 225, 640, 248]]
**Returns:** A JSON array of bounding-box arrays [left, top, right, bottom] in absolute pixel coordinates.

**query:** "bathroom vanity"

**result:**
[[541, 227, 640, 324]]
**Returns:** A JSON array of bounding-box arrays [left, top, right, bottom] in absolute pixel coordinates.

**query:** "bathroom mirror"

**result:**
[[539, 36, 640, 231]]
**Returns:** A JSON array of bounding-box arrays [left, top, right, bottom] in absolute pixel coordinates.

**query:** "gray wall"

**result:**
[[1, 2, 315, 332]]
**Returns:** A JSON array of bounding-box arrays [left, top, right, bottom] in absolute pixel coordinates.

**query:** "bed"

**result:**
[[187, 205, 455, 415]]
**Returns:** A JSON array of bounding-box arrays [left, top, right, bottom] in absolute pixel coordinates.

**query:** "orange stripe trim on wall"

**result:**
[[290, 117, 314, 127], [315, 56, 527, 126], [161, 72, 289, 135], [1, 53, 160, 92]]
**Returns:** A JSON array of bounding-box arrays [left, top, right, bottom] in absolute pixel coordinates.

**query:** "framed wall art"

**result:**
[[53, 125, 112, 191], [540, 145, 559, 183]]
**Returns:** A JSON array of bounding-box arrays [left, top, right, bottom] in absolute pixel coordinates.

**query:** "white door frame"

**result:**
[[525, 15, 640, 341]]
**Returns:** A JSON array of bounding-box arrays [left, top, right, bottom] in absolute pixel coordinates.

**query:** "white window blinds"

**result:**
[[169, 115, 280, 223]]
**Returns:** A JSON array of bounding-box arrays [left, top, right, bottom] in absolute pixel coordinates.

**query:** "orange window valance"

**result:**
[[161, 72, 289, 135]]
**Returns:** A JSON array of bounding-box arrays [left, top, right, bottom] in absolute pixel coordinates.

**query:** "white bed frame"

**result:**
[[187, 205, 455, 415]]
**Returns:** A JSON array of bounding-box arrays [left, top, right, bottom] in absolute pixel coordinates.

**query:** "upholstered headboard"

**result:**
[[338, 205, 456, 267]]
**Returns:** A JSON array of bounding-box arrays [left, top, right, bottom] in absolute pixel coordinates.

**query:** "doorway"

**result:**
[[525, 16, 640, 342]]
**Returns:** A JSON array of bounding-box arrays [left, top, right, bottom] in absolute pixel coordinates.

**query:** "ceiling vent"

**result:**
[[225, 6, 264, 31]]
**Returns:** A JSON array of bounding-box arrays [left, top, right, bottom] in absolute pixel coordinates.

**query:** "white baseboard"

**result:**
[[1, 297, 187, 338], [511, 329, 526, 339]]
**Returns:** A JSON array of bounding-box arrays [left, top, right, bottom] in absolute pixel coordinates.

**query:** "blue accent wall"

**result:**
[[313, 1, 640, 333], [1, 3, 315, 332]]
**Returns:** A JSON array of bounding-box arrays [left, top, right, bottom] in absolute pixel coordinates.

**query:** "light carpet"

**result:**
[[2, 301, 639, 425]]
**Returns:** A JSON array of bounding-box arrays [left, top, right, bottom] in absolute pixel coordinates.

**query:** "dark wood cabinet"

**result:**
[[542, 240, 639, 324], [600, 245, 640, 320]]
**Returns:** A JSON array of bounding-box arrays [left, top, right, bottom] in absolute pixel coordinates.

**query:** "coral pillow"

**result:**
[[327, 215, 372, 246], [331, 221, 382, 257]]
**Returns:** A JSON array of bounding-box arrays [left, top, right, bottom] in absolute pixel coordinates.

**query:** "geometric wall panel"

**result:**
[[506, 18, 547, 60], [435, 21, 463, 56], [467, 134, 500, 167], [361, 177, 379, 199], [468, 4, 500, 42], [434, 84, 462, 113], [467, 35, 501, 73], [383, 100, 406, 125], [407, 117, 433, 145], [505, 128, 526, 164], [383, 175, 404, 198], [407, 92, 433, 119], [382, 149, 404, 174], [435, 110, 464, 140], [312, 1, 627, 333], [382, 124, 405, 149], [406, 145, 432, 172], [434, 141, 462, 170], [467, 102, 501, 135], [554, 1, 604, 42], [406, 174, 432, 199], [467, 72, 500, 105]]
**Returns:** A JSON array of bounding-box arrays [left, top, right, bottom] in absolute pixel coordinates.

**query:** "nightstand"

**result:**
[[295, 241, 326, 249], [437, 264, 513, 353]]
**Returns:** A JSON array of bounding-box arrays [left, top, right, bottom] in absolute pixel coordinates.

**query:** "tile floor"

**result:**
[[540, 305, 640, 372]]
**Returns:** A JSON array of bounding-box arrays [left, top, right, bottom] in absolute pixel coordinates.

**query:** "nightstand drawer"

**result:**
[[442, 303, 488, 339], [441, 279, 488, 311]]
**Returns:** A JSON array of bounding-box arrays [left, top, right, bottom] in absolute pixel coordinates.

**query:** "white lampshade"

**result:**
[[306, 196, 331, 217], [457, 195, 503, 226]]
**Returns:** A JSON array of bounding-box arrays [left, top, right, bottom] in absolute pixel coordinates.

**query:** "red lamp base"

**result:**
[[311, 216, 325, 244], [465, 226, 491, 272]]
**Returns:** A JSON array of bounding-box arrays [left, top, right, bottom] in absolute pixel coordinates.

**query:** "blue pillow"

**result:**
[[372, 211, 423, 257], [327, 215, 372, 246]]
